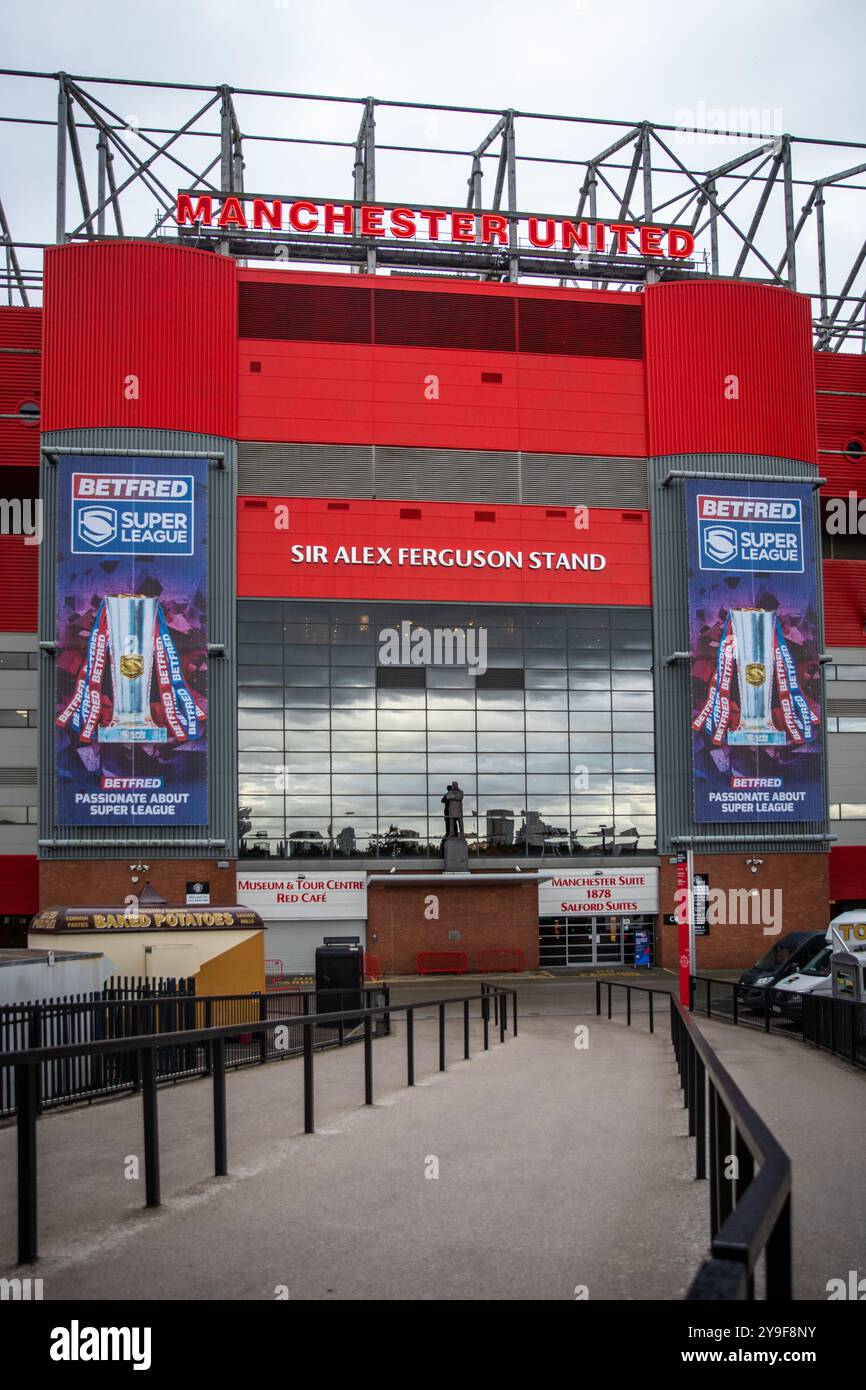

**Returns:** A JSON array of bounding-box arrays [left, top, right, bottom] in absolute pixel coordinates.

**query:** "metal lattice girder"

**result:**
[[0, 69, 864, 345], [0, 195, 29, 305], [65, 81, 224, 239]]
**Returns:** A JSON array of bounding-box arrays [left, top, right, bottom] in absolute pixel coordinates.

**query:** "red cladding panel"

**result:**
[[0, 307, 41, 469], [237, 497, 651, 606], [0, 855, 39, 913], [814, 353, 866, 495], [830, 847, 866, 900], [42, 242, 237, 436], [0, 307, 40, 351], [238, 342, 646, 454], [237, 270, 647, 456], [644, 281, 818, 463], [0, 535, 37, 630], [822, 560, 866, 646]]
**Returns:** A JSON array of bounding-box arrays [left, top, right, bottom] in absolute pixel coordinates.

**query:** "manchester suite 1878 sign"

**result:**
[[54, 455, 208, 826], [686, 479, 824, 825]]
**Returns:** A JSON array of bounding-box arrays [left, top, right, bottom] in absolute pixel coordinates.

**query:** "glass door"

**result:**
[[566, 918, 595, 966], [539, 915, 627, 967], [538, 916, 567, 968], [593, 914, 624, 966]]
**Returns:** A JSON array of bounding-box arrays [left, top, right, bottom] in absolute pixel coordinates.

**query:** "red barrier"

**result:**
[[265, 958, 296, 992], [475, 949, 526, 974], [364, 952, 383, 982], [417, 951, 469, 976]]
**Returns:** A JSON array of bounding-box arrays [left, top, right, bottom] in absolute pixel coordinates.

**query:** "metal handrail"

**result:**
[[0, 983, 394, 1117], [670, 995, 792, 1299], [2, 984, 518, 1266], [595, 977, 792, 1299], [595, 977, 658, 1031]]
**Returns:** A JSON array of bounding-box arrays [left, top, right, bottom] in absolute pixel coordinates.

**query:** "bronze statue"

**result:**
[[445, 781, 465, 838], [441, 783, 452, 836]]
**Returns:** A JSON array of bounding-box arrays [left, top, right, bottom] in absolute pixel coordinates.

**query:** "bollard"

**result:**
[[212, 1035, 227, 1175], [16, 1062, 38, 1264], [141, 1047, 160, 1208], [303, 1021, 314, 1134], [364, 1014, 373, 1104]]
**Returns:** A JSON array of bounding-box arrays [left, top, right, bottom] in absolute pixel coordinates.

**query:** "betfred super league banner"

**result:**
[[686, 480, 823, 824], [54, 457, 208, 825]]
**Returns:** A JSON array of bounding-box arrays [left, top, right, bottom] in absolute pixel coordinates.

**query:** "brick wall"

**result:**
[[658, 851, 830, 971], [39, 858, 238, 909], [367, 877, 540, 975]]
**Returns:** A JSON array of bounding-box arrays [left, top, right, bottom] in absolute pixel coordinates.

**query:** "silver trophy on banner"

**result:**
[[98, 594, 167, 743], [728, 607, 786, 746]]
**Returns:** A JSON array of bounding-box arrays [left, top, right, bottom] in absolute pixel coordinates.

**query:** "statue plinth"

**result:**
[[443, 836, 469, 873]]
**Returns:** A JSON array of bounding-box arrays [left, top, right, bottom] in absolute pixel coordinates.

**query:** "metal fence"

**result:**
[[692, 975, 866, 1070], [0, 982, 389, 1116], [4, 983, 517, 1264], [0, 975, 191, 1113]]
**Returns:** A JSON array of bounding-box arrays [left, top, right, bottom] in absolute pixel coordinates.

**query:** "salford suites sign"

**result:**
[[176, 193, 696, 258]]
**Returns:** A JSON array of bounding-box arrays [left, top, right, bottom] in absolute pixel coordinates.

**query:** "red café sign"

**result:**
[[176, 193, 695, 259]]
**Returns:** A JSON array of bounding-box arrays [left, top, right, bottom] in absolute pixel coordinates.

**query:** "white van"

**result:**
[[770, 911, 866, 1018]]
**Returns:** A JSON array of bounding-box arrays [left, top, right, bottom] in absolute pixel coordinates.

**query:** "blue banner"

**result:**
[[686, 480, 824, 824], [54, 457, 208, 826]]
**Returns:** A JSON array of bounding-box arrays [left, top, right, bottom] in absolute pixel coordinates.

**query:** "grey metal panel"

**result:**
[[829, 699, 866, 716], [0, 768, 37, 785], [827, 648, 866, 663], [831, 821, 866, 847], [375, 447, 520, 503], [238, 441, 646, 508], [827, 733, 866, 798], [238, 442, 374, 497], [520, 453, 648, 508], [649, 452, 831, 855], [39, 428, 237, 860]]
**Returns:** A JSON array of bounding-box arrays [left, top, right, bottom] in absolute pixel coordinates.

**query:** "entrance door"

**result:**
[[566, 918, 594, 966], [539, 915, 626, 967], [592, 915, 623, 966]]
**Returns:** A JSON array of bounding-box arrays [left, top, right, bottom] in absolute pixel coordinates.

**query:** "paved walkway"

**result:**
[[0, 1004, 707, 1301], [691, 1016, 866, 1301]]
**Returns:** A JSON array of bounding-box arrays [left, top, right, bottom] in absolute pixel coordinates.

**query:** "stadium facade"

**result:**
[[0, 199, 864, 976]]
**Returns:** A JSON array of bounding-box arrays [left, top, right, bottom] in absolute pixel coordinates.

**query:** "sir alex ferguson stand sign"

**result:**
[[54, 456, 209, 826], [686, 479, 824, 824]]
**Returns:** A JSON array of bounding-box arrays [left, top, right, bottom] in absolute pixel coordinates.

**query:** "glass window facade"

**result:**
[[237, 600, 656, 859]]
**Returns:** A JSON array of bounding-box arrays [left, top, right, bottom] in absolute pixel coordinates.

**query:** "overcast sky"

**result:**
[[2, 0, 865, 312]]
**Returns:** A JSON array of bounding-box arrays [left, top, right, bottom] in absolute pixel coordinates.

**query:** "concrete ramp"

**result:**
[[0, 1008, 708, 1300]]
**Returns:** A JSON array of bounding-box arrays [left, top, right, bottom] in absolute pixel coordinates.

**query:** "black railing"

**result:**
[[3, 984, 518, 1265], [0, 984, 390, 1116], [692, 975, 866, 1071], [596, 979, 792, 1300], [671, 996, 792, 1300], [595, 978, 657, 1032]]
